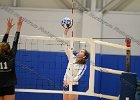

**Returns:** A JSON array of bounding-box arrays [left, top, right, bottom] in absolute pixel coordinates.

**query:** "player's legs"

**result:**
[[63, 85, 70, 100], [63, 85, 79, 100], [0, 96, 4, 100], [0, 87, 4, 100], [69, 94, 78, 100], [70, 85, 78, 100], [1, 86, 15, 100], [63, 94, 78, 100], [63, 94, 69, 100], [4, 95, 15, 100], [69, 85, 79, 100]]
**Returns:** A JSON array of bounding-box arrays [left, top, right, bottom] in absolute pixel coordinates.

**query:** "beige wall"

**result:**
[[0, 0, 12, 6], [1, 0, 140, 12], [0, 0, 71, 9], [0, 0, 84, 9], [112, 0, 140, 12], [17, 0, 68, 9]]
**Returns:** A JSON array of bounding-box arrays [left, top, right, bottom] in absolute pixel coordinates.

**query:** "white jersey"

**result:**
[[63, 55, 87, 85]]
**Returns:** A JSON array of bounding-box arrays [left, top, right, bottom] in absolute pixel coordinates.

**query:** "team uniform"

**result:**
[[0, 32, 20, 96], [63, 55, 87, 91]]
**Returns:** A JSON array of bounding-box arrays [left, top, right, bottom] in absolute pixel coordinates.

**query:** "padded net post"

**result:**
[[120, 72, 137, 100]]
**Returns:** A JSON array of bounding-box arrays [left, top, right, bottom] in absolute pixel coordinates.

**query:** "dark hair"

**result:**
[[83, 49, 89, 59], [0, 42, 10, 55], [77, 49, 89, 64]]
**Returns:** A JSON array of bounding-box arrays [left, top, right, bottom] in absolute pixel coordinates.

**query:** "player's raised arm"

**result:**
[[2, 18, 15, 42], [11, 16, 23, 56], [63, 28, 71, 60], [62, 17, 73, 60]]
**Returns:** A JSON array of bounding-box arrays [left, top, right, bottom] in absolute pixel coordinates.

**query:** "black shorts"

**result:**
[[0, 86, 15, 96]]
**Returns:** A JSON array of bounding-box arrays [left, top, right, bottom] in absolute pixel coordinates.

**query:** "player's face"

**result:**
[[76, 49, 86, 60]]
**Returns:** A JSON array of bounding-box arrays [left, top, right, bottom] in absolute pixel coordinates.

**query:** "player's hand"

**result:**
[[63, 81, 69, 88], [6, 18, 15, 33], [68, 19, 73, 29], [17, 16, 23, 32]]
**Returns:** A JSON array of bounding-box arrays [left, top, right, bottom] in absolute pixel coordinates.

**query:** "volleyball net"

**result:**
[[0, 35, 135, 100]]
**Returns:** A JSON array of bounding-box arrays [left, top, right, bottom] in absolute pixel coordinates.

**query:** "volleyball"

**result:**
[[61, 17, 73, 29]]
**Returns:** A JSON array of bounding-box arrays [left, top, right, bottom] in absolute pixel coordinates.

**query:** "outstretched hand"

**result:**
[[6, 18, 15, 33], [63, 81, 69, 88], [17, 16, 23, 32]]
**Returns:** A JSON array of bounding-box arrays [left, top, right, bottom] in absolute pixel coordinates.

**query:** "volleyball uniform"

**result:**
[[63, 55, 87, 85], [0, 32, 20, 95]]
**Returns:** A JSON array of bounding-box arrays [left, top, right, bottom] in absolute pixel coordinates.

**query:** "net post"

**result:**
[[87, 41, 95, 93], [69, 31, 74, 92], [125, 38, 131, 72], [119, 72, 137, 100]]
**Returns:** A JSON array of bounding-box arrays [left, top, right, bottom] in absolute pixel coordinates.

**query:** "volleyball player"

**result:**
[[63, 28, 89, 100], [0, 17, 23, 100]]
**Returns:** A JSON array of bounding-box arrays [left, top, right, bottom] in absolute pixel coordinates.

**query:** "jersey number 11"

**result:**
[[0, 62, 8, 69]]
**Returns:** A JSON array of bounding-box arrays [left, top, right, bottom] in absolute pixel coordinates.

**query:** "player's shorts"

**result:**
[[0, 86, 15, 96], [63, 85, 79, 91]]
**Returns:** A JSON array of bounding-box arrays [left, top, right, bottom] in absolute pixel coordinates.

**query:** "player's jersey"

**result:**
[[64, 55, 87, 85], [0, 32, 20, 87]]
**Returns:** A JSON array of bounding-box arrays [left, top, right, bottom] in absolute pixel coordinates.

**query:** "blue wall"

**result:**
[[15, 50, 140, 100]]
